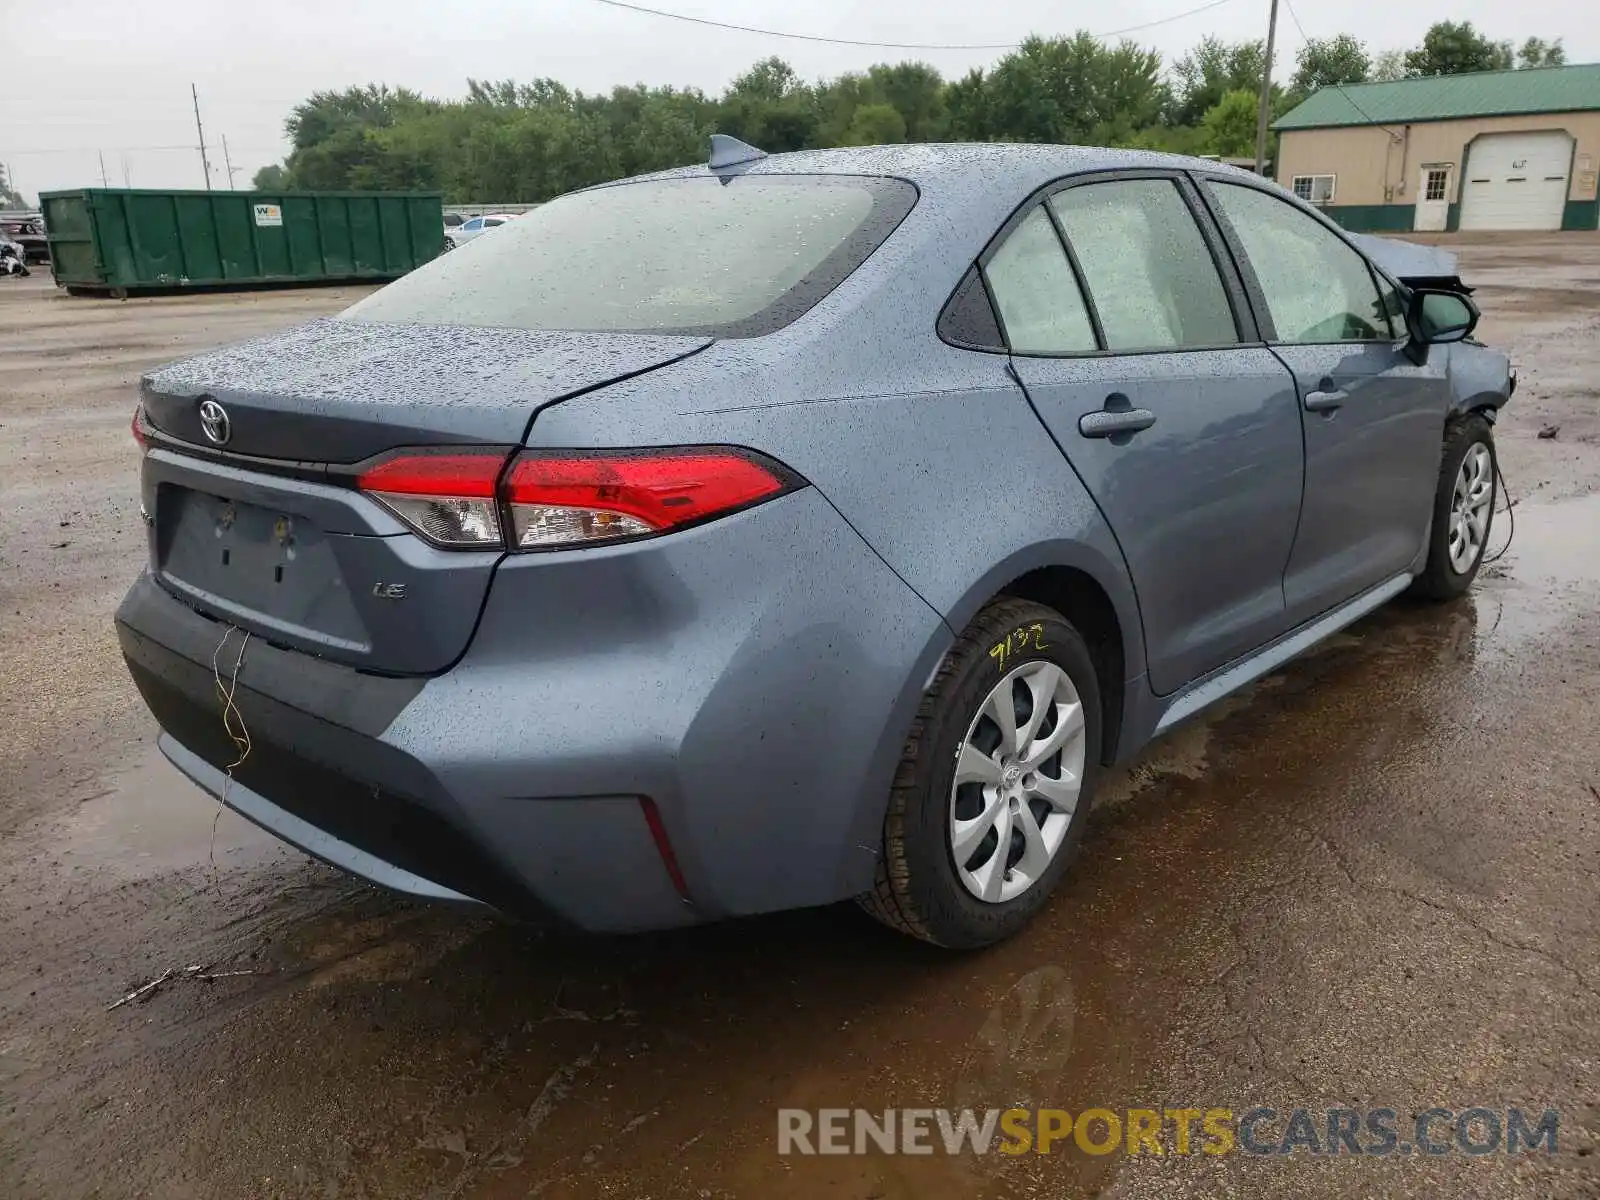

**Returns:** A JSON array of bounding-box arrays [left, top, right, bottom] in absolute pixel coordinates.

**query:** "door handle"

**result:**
[[1079, 406, 1157, 439], [1304, 388, 1347, 412]]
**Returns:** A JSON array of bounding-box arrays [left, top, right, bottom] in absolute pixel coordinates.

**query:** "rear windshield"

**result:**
[[343, 174, 916, 337]]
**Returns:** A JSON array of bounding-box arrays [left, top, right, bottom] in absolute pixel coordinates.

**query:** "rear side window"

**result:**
[[982, 207, 1096, 354], [344, 175, 916, 337], [1048, 180, 1238, 351], [1206, 182, 1393, 343]]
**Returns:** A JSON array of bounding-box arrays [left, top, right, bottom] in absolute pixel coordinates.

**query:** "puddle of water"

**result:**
[[1495, 492, 1600, 584], [54, 748, 286, 883], [1475, 491, 1600, 644]]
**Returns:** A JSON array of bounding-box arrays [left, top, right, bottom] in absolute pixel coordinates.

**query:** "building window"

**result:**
[[1291, 174, 1337, 204], [1424, 168, 1449, 202]]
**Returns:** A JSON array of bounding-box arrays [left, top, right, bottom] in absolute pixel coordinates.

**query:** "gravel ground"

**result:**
[[1, 235, 1598, 1199]]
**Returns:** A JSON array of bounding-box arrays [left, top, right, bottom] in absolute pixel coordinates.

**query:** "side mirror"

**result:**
[[1405, 288, 1479, 346]]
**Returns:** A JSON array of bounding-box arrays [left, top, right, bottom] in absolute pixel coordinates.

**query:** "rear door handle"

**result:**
[[1078, 408, 1157, 439], [1304, 388, 1348, 412]]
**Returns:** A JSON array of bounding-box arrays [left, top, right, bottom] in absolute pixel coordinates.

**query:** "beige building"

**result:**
[[1272, 64, 1600, 233]]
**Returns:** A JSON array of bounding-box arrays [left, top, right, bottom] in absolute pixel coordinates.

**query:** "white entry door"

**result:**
[[1459, 131, 1573, 231], [1414, 164, 1451, 231]]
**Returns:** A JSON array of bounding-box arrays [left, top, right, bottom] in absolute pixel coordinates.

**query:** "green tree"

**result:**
[[285, 84, 425, 150], [1404, 22, 1513, 77], [868, 63, 947, 140], [943, 68, 992, 140], [251, 164, 289, 190], [0, 164, 27, 209], [1121, 123, 1209, 156], [1371, 49, 1407, 82], [842, 103, 907, 145], [1291, 35, 1370, 96], [1201, 89, 1261, 156], [1169, 37, 1270, 126], [273, 35, 1425, 202], [716, 57, 818, 152], [983, 34, 1165, 146], [591, 84, 716, 177], [1517, 37, 1566, 69]]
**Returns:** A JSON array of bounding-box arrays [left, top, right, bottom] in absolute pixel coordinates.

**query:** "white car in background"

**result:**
[[443, 213, 517, 249]]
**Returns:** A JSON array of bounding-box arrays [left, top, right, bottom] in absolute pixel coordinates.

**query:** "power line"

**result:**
[[7, 145, 282, 156], [588, 0, 1238, 51], [1278, 0, 1402, 136], [7, 145, 198, 156]]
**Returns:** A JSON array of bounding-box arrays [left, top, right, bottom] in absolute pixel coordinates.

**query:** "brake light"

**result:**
[[503, 450, 789, 548], [356, 446, 795, 551], [131, 405, 148, 450], [357, 451, 507, 547]]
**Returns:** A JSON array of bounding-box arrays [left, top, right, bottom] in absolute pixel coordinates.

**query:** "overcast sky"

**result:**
[[3, 0, 1594, 199]]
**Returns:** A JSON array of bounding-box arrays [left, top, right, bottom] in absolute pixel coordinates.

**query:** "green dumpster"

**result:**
[[40, 188, 445, 295]]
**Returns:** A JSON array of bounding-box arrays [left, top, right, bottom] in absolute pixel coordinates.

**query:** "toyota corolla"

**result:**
[[117, 139, 1510, 948]]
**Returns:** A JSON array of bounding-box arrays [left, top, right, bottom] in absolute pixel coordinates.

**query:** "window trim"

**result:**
[[1193, 173, 1406, 348], [981, 205, 1100, 355], [936, 264, 1008, 353], [966, 168, 1264, 360], [1291, 174, 1337, 204], [1038, 198, 1109, 350]]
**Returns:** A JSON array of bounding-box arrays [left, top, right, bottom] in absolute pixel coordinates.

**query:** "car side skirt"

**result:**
[[1136, 571, 1415, 740]]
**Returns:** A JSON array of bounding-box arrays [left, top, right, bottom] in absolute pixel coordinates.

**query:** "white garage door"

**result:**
[[1459, 131, 1572, 231]]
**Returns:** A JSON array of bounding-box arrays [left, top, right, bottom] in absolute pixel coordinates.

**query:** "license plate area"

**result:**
[[155, 487, 365, 642]]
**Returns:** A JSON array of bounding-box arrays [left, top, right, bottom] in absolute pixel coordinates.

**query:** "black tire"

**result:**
[[1409, 414, 1496, 601], [860, 597, 1103, 949]]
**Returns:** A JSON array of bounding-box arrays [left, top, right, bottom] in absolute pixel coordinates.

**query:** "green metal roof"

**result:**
[[1273, 63, 1600, 130]]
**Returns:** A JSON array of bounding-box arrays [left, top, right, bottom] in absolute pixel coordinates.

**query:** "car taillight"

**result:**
[[503, 449, 790, 549], [131, 405, 148, 450], [357, 451, 507, 548], [356, 447, 795, 551]]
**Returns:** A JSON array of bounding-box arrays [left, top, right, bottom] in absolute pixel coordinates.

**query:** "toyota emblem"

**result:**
[[198, 398, 231, 446]]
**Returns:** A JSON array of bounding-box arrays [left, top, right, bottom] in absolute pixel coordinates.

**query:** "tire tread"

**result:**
[[858, 597, 1076, 947], [1409, 413, 1495, 602]]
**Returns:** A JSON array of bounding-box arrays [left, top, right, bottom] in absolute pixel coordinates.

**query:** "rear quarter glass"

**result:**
[[341, 175, 917, 338]]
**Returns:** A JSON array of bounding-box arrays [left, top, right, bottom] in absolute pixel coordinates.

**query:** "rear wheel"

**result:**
[[860, 598, 1102, 948], [1409, 415, 1496, 601]]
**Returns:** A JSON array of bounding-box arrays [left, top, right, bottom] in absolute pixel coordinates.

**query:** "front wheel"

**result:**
[[860, 598, 1102, 949], [1409, 414, 1497, 601]]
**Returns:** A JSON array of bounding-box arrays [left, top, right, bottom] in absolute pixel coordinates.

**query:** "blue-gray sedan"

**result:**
[[117, 140, 1511, 947]]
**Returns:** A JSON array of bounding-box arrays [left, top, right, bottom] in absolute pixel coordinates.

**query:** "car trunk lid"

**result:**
[[140, 318, 711, 462], [137, 320, 710, 674]]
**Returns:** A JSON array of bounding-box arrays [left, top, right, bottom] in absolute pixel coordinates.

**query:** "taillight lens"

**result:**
[[356, 446, 794, 551], [131, 405, 148, 450], [357, 451, 507, 548], [503, 450, 790, 549]]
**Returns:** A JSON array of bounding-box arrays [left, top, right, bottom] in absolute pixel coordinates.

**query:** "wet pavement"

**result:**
[[2, 236, 1600, 1199]]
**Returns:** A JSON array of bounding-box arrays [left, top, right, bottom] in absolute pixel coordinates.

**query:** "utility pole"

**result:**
[[1252, 0, 1280, 177], [191, 82, 213, 189], [222, 134, 240, 189], [99, 150, 110, 187]]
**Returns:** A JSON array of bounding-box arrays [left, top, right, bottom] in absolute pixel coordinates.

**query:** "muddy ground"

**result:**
[[2, 235, 1599, 1199]]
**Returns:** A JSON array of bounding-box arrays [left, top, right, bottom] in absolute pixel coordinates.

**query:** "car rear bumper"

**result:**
[[115, 488, 951, 932]]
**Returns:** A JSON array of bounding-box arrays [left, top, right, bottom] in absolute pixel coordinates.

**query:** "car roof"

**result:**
[[623, 143, 1244, 198]]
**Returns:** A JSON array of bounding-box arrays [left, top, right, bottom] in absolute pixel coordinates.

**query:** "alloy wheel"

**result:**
[[949, 661, 1087, 904], [1448, 442, 1494, 574]]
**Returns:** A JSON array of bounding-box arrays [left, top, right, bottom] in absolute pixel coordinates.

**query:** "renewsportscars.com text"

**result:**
[[778, 1106, 1559, 1157]]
